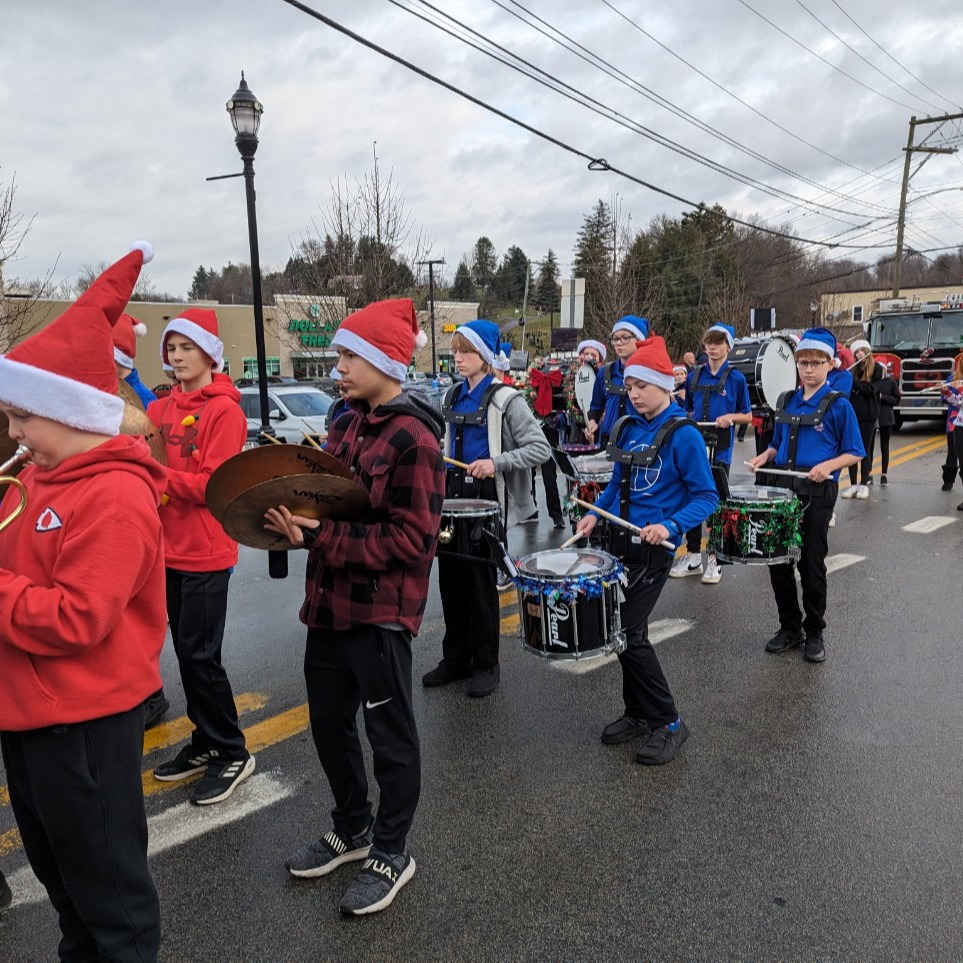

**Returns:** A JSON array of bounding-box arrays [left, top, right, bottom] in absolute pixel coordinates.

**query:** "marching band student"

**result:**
[[877, 362, 900, 486], [148, 308, 254, 805], [585, 316, 650, 447], [493, 341, 516, 385], [939, 355, 963, 493], [0, 244, 163, 960], [575, 337, 718, 766], [841, 339, 883, 500], [423, 320, 550, 697], [564, 338, 606, 441], [264, 299, 446, 916], [671, 323, 751, 585], [747, 327, 863, 664]]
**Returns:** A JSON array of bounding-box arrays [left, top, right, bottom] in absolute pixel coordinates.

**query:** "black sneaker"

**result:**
[[496, 569, 514, 592], [143, 688, 170, 730], [551, 515, 566, 530], [340, 849, 416, 915], [422, 660, 473, 688], [942, 482, 955, 492], [153, 744, 211, 782], [636, 719, 690, 766], [764, 627, 805, 654], [467, 665, 500, 698], [601, 714, 649, 745], [880, 475, 888, 487], [804, 636, 826, 663], [189, 753, 255, 805], [520, 511, 539, 524], [286, 824, 373, 878]]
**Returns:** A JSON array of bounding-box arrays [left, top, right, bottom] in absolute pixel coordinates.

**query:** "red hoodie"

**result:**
[[0, 435, 167, 731], [147, 374, 246, 571]]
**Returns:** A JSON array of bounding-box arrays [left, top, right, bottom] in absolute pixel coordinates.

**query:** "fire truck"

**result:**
[[866, 294, 963, 428]]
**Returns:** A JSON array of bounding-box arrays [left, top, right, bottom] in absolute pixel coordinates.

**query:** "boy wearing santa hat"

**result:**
[[113, 312, 157, 409], [147, 308, 254, 804], [747, 327, 863, 663], [0, 243, 163, 959], [264, 298, 446, 916], [586, 316, 650, 447], [575, 337, 718, 766]]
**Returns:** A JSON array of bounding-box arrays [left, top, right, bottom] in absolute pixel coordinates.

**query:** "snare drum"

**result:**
[[708, 486, 802, 565], [564, 454, 613, 527], [728, 336, 797, 410], [515, 548, 626, 661], [437, 499, 500, 560], [559, 442, 600, 455]]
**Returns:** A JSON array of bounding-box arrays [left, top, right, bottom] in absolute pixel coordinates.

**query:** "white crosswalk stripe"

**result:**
[[551, 618, 695, 675], [902, 516, 958, 534]]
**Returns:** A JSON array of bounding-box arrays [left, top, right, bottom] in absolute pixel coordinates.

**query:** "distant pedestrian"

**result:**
[[940, 354, 963, 491], [840, 339, 882, 500], [877, 362, 900, 486]]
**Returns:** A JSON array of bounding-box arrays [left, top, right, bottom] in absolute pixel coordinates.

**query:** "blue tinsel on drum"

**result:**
[[513, 560, 626, 605]]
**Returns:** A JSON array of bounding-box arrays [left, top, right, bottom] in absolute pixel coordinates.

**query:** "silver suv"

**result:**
[[239, 384, 335, 445]]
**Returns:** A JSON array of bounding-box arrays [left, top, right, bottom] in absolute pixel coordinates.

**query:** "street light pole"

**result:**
[[417, 258, 446, 373]]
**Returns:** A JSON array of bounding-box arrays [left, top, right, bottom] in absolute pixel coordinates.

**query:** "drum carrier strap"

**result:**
[[442, 380, 509, 500], [773, 389, 842, 470], [691, 364, 732, 456]]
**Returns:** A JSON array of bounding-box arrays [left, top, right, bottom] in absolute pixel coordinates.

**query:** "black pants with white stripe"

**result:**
[[1, 706, 160, 962], [303, 625, 420, 854]]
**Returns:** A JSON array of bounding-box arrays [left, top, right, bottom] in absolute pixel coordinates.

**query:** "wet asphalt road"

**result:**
[[2, 423, 963, 961]]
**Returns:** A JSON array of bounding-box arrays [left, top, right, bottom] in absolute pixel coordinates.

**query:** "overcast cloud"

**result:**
[[3, 0, 963, 297]]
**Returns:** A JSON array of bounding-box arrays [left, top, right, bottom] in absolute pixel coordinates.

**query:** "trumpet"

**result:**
[[0, 445, 31, 535]]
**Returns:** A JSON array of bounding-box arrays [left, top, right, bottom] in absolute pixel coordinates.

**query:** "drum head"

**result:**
[[517, 548, 616, 578], [571, 455, 612, 476], [573, 363, 597, 415], [726, 485, 796, 504], [758, 337, 797, 409], [441, 498, 500, 516]]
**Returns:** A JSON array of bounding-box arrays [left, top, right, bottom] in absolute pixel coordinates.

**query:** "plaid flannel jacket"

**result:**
[[300, 395, 445, 634]]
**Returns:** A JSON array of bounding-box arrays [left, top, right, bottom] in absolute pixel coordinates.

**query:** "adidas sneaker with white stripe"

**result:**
[[189, 753, 255, 805]]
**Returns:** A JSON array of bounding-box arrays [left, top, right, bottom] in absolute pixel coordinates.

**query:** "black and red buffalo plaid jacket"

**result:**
[[300, 390, 445, 634]]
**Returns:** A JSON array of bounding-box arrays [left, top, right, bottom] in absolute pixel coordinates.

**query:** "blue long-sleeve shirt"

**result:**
[[684, 362, 751, 465], [125, 368, 157, 408], [826, 367, 853, 396], [588, 359, 628, 440], [593, 401, 719, 547]]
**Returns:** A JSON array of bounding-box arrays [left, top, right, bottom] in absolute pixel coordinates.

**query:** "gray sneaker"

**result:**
[[286, 824, 373, 878], [339, 848, 416, 915]]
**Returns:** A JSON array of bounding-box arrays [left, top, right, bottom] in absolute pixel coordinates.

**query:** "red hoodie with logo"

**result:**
[[0, 435, 167, 731], [147, 374, 246, 571]]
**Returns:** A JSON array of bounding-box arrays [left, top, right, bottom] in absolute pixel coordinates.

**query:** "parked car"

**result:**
[[239, 384, 335, 445]]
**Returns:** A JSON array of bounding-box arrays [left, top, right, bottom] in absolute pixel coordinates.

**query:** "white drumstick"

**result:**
[[744, 461, 810, 479], [560, 531, 586, 549]]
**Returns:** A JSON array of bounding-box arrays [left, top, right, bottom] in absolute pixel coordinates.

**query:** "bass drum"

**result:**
[[728, 336, 797, 410]]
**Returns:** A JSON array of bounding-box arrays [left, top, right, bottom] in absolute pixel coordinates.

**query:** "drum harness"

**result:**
[[769, 389, 843, 511], [606, 414, 698, 582], [441, 381, 510, 543], [690, 364, 733, 459]]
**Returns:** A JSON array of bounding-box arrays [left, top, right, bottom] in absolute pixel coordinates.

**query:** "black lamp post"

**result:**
[[225, 73, 271, 436]]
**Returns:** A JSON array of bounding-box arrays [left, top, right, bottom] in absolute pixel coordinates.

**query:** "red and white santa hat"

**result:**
[[113, 312, 148, 368], [0, 241, 152, 436], [331, 298, 427, 382], [161, 307, 224, 371], [577, 339, 607, 362], [623, 336, 676, 391]]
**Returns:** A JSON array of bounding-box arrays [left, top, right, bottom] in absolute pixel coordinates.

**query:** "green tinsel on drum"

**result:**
[[707, 493, 804, 563]]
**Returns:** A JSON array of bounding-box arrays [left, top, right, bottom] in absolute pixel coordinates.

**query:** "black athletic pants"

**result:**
[[878, 426, 892, 475], [166, 568, 246, 759], [531, 422, 563, 520], [768, 480, 837, 638], [618, 552, 678, 728], [685, 461, 730, 554], [848, 421, 877, 485], [438, 552, 499, 669], [303, 625, 420, 853], [2, 707, 160, 962], [943, 431, 958, 486]]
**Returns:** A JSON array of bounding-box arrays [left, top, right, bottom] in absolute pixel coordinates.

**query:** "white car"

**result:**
[[239, 384, 335, 445]]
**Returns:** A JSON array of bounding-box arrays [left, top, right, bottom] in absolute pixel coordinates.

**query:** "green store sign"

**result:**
[[288, 314, 337, 348]]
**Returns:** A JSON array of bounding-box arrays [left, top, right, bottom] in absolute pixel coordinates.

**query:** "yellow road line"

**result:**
[[0, 786, 8, 807], [872, 434, 944, 467], [0, 827, 21, 858], [876, 436, 945, 471], [499, 590, 516, 609], [501, 613, 520, 635], [143, 692, 269, 754]]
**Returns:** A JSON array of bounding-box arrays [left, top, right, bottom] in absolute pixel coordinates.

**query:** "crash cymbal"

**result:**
[[120, 403, 167, 466], [206, 444, 350, 522], [219, 474, 370, 551], [117, 377, 145, 411]]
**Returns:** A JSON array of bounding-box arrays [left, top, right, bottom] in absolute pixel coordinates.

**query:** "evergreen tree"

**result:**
[[535, 249, 561, 314], [494, 246, 530, 306], [188, 265, 210, 300], [572, 200, 615, 331], [450, 258, 475, 300], [470, 236, 498, 292]]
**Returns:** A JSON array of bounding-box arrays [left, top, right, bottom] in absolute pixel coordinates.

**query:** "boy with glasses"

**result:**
[[585, 317, 649, 447], [747, 328, 863, 664]]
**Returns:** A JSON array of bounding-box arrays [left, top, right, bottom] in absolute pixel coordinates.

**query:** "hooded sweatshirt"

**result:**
[[147, 374, 246, 571], [301, 390, 446, 634], [0, 435, 166, 730]]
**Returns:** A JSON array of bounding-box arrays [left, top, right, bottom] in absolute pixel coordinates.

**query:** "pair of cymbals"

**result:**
[[206, 444, 370, 551]]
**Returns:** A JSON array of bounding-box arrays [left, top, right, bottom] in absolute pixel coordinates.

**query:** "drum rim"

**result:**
[[440, 498, 501, 515], [516, 547, 618, 578], [724, 485, 797, 504]]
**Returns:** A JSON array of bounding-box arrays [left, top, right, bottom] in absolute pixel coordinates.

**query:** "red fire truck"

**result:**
[[866, 294, 963, 428]]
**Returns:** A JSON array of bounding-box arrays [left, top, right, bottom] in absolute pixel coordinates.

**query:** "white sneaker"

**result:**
[[855, 485, 870, 500], [669, 553, 703, 578], [701, 558, 722, 584], [840, 485, 857, 499], [829, 512, 836, 528]]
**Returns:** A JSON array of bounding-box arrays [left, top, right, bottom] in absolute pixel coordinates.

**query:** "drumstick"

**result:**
[[743, 461, 810, 478], [569, 497, 676, 550], [259, 431, 284, 445], [300, 430, 324, 450], [443, 455, 471, 470], [560, 531, 585, 549]]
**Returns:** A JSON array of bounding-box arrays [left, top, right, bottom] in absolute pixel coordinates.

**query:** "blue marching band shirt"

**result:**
[[683, 361, 751, 466], [447, 373, 494, 465]]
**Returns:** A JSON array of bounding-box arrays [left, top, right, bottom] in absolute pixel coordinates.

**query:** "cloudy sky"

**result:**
[[3, 0, 963, 299]]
